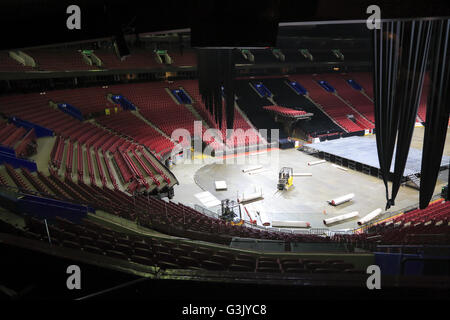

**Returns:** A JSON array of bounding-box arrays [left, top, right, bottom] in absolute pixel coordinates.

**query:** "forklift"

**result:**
[[277, 167, 294, 190]]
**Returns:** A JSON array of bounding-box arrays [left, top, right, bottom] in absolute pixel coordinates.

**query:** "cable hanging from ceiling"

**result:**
[[197, 48, 236, 132], [419, 19, 450, 209], [373, 19, 433, 210]]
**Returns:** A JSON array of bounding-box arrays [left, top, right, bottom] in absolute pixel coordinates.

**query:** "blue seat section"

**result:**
[[288, 81, 307, 95], [0, 151, 37, 171], [317, 80, 335, 93], [111, 95, 136, 110], [17, 194, 90, 223], [252, 82, 273, 97], [9, 116, 53, 138], [347, 79, 363, 91], [171, 89, 192, 104], [58, 103, 83, 121]]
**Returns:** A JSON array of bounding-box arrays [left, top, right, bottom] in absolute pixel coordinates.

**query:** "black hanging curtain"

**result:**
[[419, 19, 450, 209], [373, 19, 433, 210], [197, 49, 236, 131]]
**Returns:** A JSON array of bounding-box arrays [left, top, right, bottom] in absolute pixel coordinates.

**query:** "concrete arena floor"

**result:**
[[170, 147, 448, 231]]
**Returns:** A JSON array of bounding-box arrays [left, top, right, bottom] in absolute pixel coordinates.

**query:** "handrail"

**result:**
[[193, 203, 338, 236], [358, 194, 444, 233]]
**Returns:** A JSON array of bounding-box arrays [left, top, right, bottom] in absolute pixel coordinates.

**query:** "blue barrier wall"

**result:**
[[347, 79, 363, 91], [0, 151, 37, 172], [171, 89, 192, 104], [0, 145, 15, 156], [111, 95, 137, 110], [375, 252, 424, 275], [375, 252, 450, 276], [317, 80, 335, 93], [289, 81, 307, 95], [9, 116, 54, 137], [58, 103, 83, 121], [17, 194, 90, 223], [178, 90, 192, 104], [252, 83, 273, 97]]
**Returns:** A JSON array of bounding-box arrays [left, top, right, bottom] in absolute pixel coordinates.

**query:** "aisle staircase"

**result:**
[[406, 173, 421, 189]]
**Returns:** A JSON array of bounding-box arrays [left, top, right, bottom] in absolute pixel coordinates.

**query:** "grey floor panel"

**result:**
[[311, 136, 450, 176]]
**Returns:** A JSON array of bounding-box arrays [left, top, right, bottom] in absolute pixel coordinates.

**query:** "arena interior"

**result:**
[[0, 3, 449, 303]]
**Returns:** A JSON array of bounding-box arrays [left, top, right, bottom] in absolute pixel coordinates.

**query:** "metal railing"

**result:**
[[192, 203, 354, 237], [194, 204, 220, 219], [357, 194, 444, 233]]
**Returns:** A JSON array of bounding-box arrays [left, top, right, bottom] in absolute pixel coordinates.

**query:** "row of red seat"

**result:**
[[349, 72, 374, 99], [94, 48, 162, 70], [319, 73, 375, 124], [77, 142, 84, 182], [14, 128, 36, 158], [102, 150, 118, 190], [85, 145, 95, 185], [65, 140, 74, 179], [140, 149, 171, 184], [3, 48, 195, 73], [182, 83, 253, 150], [175, 80, 263, 149], [131, 147, 160, 187], [0, 122, 36, 157], [169, 50, 197, 67], [122, 151, 150, 190], [44, 86, 113, 116], [96, 111, 174, 155], [95, 150, 107, 187], [0, 93, 84, 138], [289, 74, 368, 132], [175, 80, 220, 130], [341, 72, 433, 124], [4, 164, 332, 246], [335, 200, 450, 246], [112, 151, 134, 184], [108, 82, 205, 144], [138, 102, 206, 138], [0, 125, 27, 148], [5, 163, 30, 191], [25, 49, 97, 72], [21, 168, 51, 195], [392, 200, 450, 225], [263, 105, 307, 117], [51, 136, 65, 169], [22, 213, 362, 274], [37, 170, 72, 200]]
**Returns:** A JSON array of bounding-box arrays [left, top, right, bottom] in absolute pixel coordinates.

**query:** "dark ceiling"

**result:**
[[0, 0, 448, 50]]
